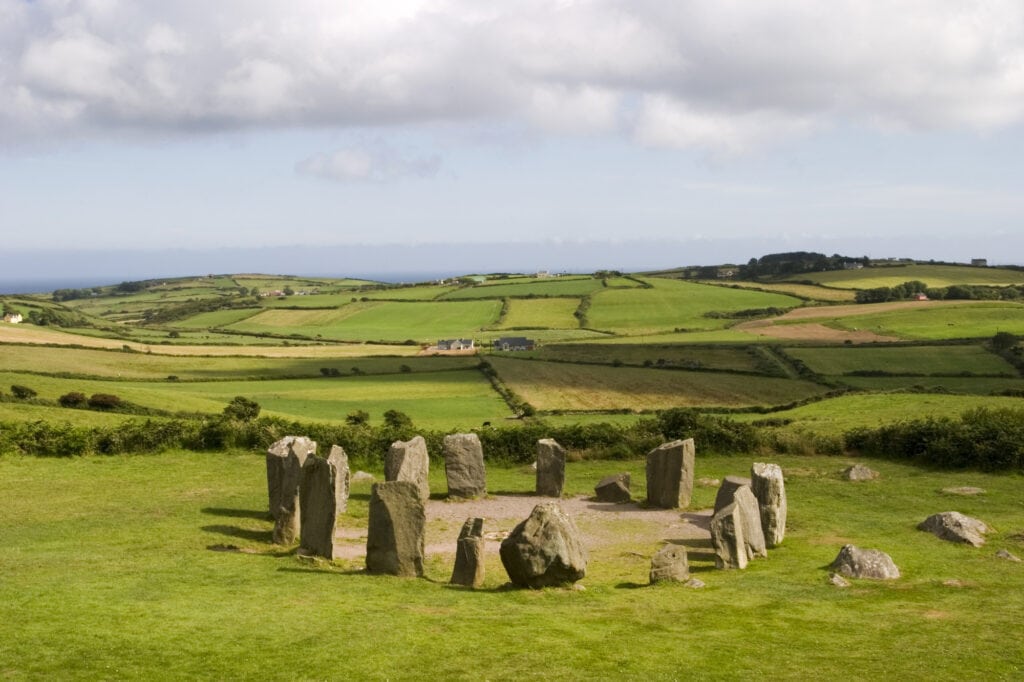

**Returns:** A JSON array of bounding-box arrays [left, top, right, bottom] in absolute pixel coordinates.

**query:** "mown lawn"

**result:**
[[828, 302, 1024, 340], [1, 452, 1021, 679], [784, 344, 1018, 376]]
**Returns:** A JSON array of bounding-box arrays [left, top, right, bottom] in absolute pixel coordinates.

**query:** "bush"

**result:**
[[88, 393, 122, 410], [222, 396, 261, 421], [58, 391, 87, 407], [10, 385, 37, 400]]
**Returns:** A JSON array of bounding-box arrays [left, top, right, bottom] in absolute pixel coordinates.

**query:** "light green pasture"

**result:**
[[785, 344, 1017, 376], [169, 308, 262, 328], [831, 375, 1024, 395], [790, 264, 1024, 289], [498, 298, 581, 329], [829, 302, 1024, 340], [442, 278, 604, 300], [522, 343, 764, 372], [587, 278, 802, 334]]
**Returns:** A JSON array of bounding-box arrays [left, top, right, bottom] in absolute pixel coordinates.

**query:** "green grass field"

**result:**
[[829, 375, 1024, 395], [521, 343, 766, 372], [829, 302, 1024, 340], [789, 263, 1024, 289], [488, 356, 829, 411], [784, 344, 1018, 376], [441, 277, 606, 300], [497, 297, 581, 329], [168, 308, 262, 328], [1, 452, 1021, 679], [695, 280, 858, 302], [586, 278, 802, 335]]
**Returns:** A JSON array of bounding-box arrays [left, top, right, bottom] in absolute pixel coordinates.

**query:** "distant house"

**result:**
[[971, 258, 988, 267], [494, 336, 535, 351], [437, 338, 474, 351], [2, 313, 23, 324], [913, 293, 929, 301]]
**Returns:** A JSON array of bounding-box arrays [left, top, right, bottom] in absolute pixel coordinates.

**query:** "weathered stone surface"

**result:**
[[450, 517, 486, 588], [649, 544, 690, 584], [385, 435, 430, 503], [918, 511, 989, 547], [594, 473, 631, 503], [645, 438, 695, 509], [751, 462, 787, 547], [443, 433, 487, 498], [830, 545, 900, 580], [713, 478, 767, 560], [709, 502, 748, 570], [500, 502, 587, 588], [326, 445, 350, 515], [299, 455, 340, 559], [266, 435, 316, 519], [828, 572, 851, 588], [535, 439, 566, 497], [365, 481, 426, 577], [843, 464, 879, 481], [996, 549, 1021, 562], [266, 436, 316, 545]]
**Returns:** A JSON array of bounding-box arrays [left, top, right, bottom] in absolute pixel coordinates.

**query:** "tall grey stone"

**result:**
[[326, 445, 350, 515], [649, 544, 690, 584], [714, 477, 767, 560], [830, 545, 900, 580], [500, 502, 587, 588], [385, 435, 430, 503], [450, 517, 486, 588], [594, 473, 631, 503], [266, 435, 316, 519], [443, 433, 487, 498], [710, 502, 748, 569], [366, 481, 426, 577], [266, 436, 316, 545], [751, 462, 787, 547], [299, 455, 340, 559], [535, 438, 566, 497], [645, 438, 695, 509], [918, 511, 989, 547]]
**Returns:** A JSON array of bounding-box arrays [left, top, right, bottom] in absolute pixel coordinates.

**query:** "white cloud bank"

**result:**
[[296, 140, 441, 183], [3, 0, 1024, 153]]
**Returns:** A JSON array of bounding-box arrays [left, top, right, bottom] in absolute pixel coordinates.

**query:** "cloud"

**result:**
[[296, 140, 441, 183], [3, 1, 1024, 152]]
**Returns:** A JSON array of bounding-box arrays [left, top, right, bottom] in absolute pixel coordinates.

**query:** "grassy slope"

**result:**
[[521, 343, 765, 372], [829, 302, 1024, 340], [0, 452, 1021, 679], [785, 345, 1017, 375], [497, 298, 582, 329], [441, 278, 605, 300], [697, 280, 857, 302], [791, 264, 1024, 289]]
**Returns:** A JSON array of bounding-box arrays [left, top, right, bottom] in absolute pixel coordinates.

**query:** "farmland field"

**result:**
[[784, 344, 1017, 376], [169, 308, 262, 328], [829, 375, 1024, 395], [695, 280, 858, 302], [787, 263, 1024, 289], [487, 356, 830, 411], [441, 277, 606, 300], [497, 297, 581, 329], [828, 302, 1024, 340], [521, 343, 767, 372]]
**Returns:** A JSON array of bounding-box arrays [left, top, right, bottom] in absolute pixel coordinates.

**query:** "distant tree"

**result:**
[[10, 385, 37, 400], [167, 330, 180, 338], [222, 396, 260, 421], [88, 393, 122, 410], [237, 286, 249, 296], [346, 410, 370, 426], [282, 286, 295, 296], [383, 409, 413, 429], [58, 391, 87, 407], [399, 364, 412, 373], [991, 332, 1019, 352]]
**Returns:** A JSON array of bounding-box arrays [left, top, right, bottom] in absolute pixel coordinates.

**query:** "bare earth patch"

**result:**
[[331, 494, 711, 561]]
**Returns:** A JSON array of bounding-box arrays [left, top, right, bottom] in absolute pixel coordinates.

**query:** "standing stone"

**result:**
[[326, 445, 350, 515], [365, 481, 426, 577], [500, 502, 587, 588], [918, 511, 989, 547], [450, 517, 486, 588], [713, 477, 767, 560], [266, 436, 316, 545], [536, 439, 566, 497], [299, 455, 340, 559], [709, 502, 748, 569], [266, 435, 316, 519], [385, 436, 430, 503], [594, 473, 631, 503], [829, 545, 900, 580], [443, 433, 487, 498], [649, 544, 690, 584], [645, 439, 695, 509], [751, 462, 787, 547]]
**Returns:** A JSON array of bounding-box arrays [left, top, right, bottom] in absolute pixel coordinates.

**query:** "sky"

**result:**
[[2, 0, 1024, 281]]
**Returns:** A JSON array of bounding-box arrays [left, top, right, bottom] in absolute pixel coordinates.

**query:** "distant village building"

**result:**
[[494, 336, 535, 351], [843, 262, 865, 270], [913, 293, 929, 301], [2, 313, 23, 324], [971, 258, 988, 267], [437, 338, 475, 351], [716, 268, 736, 279]]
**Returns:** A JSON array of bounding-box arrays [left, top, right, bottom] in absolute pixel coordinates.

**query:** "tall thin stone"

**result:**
[[751, 462, 787, 547], [710, 502, 748, 569], [366, 481, 426, 577], [450, 517, 486, 588], [536, 438, 566, 497], [266, 435, 316, 519], [299, 455, 339, 559], [443, 433, 487, 498], [645, 438, 695, 509], [326, 445, 351, 515], [713, 476, 767, 560], [385, 435, 430, 503]]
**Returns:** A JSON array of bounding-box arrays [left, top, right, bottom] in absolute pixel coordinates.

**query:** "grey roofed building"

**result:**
[[493, 336, 535, 351]]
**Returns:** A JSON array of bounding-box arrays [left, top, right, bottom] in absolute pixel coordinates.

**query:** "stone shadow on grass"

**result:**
[[201, 507, 269, 520], [201, 524, 272, 543]]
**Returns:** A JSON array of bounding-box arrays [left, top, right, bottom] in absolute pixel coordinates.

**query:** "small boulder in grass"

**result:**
[[829, 544, 900, 580], [918, 511, 989, 547], [649, 544, 689, 584], [995, 549, 1021, 562], [843, 464, 879, 481]]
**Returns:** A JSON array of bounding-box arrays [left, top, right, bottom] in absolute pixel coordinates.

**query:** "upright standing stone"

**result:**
[[450, 517, 486, 588], [326, 445, 350, 515], [299, 455, 340, 559], [751, 462, 787, 548], [645, 439, 695, 509], [713, 476, 767, 560], [266, 436, 316, 545], [536, 438, 566, 497], [709, 502, 748, 569], [443, 433, 487, 498], [366, 481, 426, 577], [266, 435, 317, 518], [385, 435, 430, 503], [500, 502, 587, 588], [649, 544, 690, 584]]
